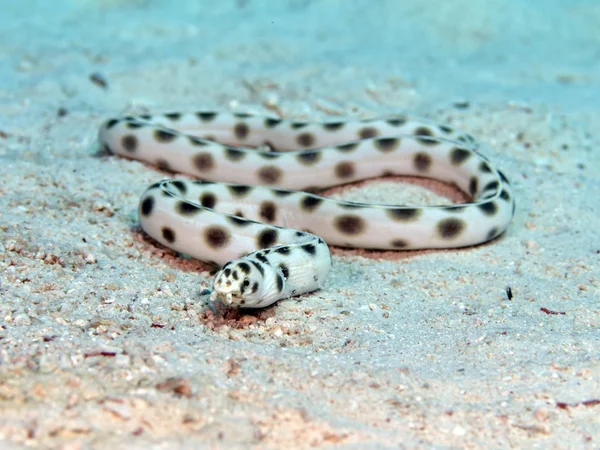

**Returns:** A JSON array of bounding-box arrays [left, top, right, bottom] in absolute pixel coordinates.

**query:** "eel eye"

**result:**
[[243, 279, 250, 287]]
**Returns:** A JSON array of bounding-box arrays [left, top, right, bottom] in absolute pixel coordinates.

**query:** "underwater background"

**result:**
[[1, 0, 598, 448]]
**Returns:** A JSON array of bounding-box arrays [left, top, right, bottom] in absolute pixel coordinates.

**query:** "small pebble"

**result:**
[[14, 313, 31, 325], [452, 425, 467, 436], [84, 252, 97, 264], [89, 72, 108, 89], [534, 407, 549, 422], [156, 377, 192, 398]]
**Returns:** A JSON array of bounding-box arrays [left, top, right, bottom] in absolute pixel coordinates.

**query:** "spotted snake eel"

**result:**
[[98, 111, 515, 308]]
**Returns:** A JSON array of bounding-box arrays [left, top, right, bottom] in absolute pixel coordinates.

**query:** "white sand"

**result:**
[[1, 0, 598, 448]]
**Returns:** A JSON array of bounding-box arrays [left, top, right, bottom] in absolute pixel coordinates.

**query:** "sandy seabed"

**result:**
[[1, 0, 599, 448]]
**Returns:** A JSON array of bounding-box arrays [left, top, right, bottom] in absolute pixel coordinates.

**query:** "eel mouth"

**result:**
[[210, 289, 244, 306]]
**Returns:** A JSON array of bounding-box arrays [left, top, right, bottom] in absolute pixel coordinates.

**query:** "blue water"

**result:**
[[2, 0, 599, 110]]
